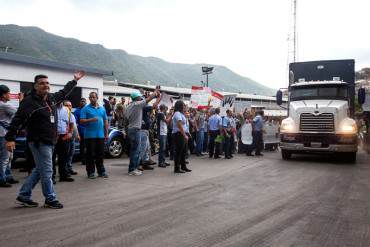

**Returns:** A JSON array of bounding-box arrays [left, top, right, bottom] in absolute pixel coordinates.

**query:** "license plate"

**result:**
[[311, 142, 322, 148]]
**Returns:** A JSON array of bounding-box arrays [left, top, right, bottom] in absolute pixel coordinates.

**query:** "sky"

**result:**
[[0, 0, 369, 90]]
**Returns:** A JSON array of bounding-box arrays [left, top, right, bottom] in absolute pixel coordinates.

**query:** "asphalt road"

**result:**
[[1, 151, 370, 247]]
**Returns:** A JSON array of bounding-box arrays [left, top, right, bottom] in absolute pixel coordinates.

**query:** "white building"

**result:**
[[0, 52, 113, 107]]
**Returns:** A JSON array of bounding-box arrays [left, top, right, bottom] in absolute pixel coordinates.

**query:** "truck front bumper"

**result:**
[[280, 133, 358, 153]]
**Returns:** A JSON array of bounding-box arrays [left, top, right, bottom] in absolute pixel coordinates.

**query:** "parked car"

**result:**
[[12, 127, 127, 164]]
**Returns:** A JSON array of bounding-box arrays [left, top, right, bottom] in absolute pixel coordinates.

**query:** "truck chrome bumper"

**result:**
[[280, 142, 357, 153]]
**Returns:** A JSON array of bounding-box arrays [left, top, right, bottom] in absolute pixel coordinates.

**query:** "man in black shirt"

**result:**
[[5, 71, 85, 209]]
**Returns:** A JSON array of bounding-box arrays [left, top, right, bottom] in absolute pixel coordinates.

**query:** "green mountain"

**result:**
[[0, 24, 275, 95]]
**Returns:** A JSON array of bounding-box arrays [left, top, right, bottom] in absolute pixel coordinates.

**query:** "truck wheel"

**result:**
[[281, 150, 292, 160], [344, 152, 356, 163]]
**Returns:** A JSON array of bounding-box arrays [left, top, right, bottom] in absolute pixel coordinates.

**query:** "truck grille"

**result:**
[[300, 113, 335, 132]]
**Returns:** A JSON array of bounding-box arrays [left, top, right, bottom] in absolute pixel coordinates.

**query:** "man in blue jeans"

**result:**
[[0, 85, 18, 187], [126, 89, 160, 175], [5, 71, 85, 209]]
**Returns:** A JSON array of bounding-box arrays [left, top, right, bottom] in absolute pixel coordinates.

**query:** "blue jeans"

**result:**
[[0, 137, 13, 183], [139, 130, 150, 162], [196, 129, 204, 155], [128, 128, 142, 172], [18, 142, 57, 202], [158, 135, 167, 164]]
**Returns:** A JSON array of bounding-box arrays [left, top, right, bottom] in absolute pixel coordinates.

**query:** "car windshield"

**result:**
[[290, 85, 348, 101]]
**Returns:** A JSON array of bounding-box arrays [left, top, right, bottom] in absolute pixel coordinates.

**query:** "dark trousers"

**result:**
[[79, 135, 86, 165], [172, 132, 186, 171], [203, 131, 209, 153], [54, 136, 71, 179], [208, 130, 221, 158], [85, 138, 106, 175], [252, 131, 263, 155], [224, 133, 233, 158]]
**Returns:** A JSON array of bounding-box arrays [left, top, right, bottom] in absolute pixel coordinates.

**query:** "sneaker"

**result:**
[[128, 170, 143, 176], [138, 166, 144, 171], [59, 177, 74, 182], [98, 173, 109, 178], [158, 163, 166, 168], [44, 200, 63, 209], [7, 178, 19, 184], [165, 162, 171, 166], [15, 196, 39, 207], [68, 170, 78, 175], [0, 181, 12, 187], [88, 174, 97, 179]]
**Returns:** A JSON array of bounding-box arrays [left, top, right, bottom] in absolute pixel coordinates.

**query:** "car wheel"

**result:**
[[281, 149, 292, 160], [108, 137, 123, 158]]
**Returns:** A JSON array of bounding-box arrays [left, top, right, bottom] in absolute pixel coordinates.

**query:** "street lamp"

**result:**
[[202, 66, 214, 87]]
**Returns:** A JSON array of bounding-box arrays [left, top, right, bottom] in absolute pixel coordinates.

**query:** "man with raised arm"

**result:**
[[5, 71, 85, 209]]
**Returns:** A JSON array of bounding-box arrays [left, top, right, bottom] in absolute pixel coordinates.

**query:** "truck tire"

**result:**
[[344, 152, 357, 163], [281, 150, 292, 160]]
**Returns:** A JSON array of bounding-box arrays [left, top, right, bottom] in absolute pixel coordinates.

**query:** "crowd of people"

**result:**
[[0, 71, 279, 209]]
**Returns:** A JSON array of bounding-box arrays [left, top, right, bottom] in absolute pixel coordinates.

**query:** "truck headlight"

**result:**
[[339, 118, 357, 134], [280, 118, 295, 133]]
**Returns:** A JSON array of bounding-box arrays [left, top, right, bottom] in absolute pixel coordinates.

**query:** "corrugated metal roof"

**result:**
[[0, 52, 113, 76]]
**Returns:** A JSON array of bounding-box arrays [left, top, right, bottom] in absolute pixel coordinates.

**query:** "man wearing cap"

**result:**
[[0, 85, 18, 187], [5, 71, 85, 209], [126, 89, 159, 175]]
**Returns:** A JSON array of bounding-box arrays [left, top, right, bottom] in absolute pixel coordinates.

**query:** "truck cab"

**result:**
[[277, 60, 358, 162]]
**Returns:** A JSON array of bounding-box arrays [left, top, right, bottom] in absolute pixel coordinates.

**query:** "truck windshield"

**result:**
[[290, 85, 348, 101]]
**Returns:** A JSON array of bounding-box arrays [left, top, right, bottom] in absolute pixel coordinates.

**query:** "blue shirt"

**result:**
[[172, 111, 186, 134], [208, 114, 222, 131], [80, 104, 107, 139], [253, 115, 264, 131], [222, 116, 231, 129], [57, 106, 69, 135], [74, 107, 86, 136]]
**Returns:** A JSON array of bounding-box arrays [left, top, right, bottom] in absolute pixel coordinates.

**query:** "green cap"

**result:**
[[130, 91, 143, 100]]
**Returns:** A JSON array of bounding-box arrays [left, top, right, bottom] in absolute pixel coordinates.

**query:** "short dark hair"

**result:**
[[80, 98, 86, 102], [0, 85, 10, 97], [89, 91, 98, 98], [34, 74, 48, 83], [159, 104, 166, 110], [174, 100, 185, 113], [215, 108, 220, 114]]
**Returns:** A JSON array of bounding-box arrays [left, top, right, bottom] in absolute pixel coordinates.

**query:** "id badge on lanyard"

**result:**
[[45, 101, 54, 123]]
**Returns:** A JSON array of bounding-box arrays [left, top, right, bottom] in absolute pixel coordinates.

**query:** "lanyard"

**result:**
[[45, 101, 52, 113]]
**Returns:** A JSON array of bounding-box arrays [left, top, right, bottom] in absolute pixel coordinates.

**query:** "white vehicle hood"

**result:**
[[290, 100, 347, 114]]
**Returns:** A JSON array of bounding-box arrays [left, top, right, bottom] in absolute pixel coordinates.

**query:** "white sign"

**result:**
[[362, 93, 370, 112], [241, 123, 253, 145], [220, 94, 236, 116], [159, 92, 173, 108]]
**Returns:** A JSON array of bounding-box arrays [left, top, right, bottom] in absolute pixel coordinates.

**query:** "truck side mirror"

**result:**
[[358, 88, 366, 105], [276, 90, 283, 106]]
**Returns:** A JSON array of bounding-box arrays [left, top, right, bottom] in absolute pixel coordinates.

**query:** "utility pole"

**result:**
[[293, 0, 297, 62]]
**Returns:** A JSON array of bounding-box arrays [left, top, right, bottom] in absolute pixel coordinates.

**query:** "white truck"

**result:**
[[276, 60, 358, 162]]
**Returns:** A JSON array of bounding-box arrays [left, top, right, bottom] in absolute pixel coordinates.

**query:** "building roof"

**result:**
[[118, 82, 286, 102], [0, 52, 113, 76]]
